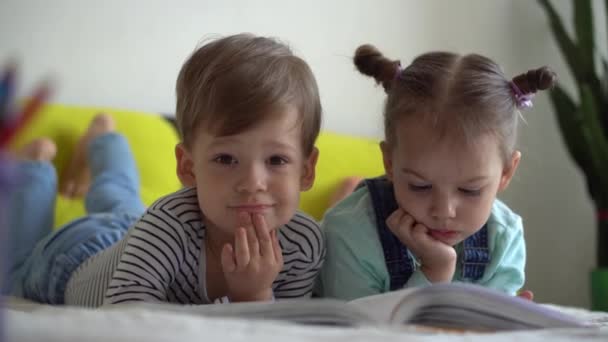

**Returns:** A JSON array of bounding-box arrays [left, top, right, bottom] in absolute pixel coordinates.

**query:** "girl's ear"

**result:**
[[499, 150, 521, 191], [380, 141, 394, 181], [175, 143, 196, 187], [300, 147, 319, 191]]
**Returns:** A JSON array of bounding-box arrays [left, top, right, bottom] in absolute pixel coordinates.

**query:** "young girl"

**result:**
[[4, 33, 325, 307], [317, 44, 556, 301]]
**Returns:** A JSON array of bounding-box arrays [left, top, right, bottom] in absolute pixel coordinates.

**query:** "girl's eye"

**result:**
[[459, 188, 481, 196], [213, 154, 237, 165], [408, 184, 431, 192], [268, 155, 289, 166]]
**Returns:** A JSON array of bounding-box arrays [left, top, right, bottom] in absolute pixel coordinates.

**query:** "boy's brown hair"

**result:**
[[176, 33, 322, 156]]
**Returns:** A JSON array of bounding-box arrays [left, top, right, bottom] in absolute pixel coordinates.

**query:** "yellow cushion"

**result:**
[[10, 103, 182, 228], [11, 104, 385, 226], [300, 132, 384, 220]]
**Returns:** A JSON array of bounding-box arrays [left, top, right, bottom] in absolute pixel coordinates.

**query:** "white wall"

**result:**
[[0, 0, 599, 308]]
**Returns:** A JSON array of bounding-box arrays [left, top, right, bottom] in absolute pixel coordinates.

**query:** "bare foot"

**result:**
[[59, 113, 115, 198], [328, 176, 363, 208], [17, 138, 57, 162]]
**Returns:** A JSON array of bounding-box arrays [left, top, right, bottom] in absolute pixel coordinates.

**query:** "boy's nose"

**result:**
[[236, 163, 267, 193]]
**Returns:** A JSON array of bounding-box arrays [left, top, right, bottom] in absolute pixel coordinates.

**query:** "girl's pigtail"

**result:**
[[354, 44, 401, 93], [510, 66, 557, 109]]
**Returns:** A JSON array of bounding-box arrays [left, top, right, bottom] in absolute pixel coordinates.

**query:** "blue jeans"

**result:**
[[3, 133, 145, 304]]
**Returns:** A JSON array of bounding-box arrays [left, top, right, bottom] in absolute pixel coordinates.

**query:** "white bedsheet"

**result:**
[[4, 297, 608, 342]]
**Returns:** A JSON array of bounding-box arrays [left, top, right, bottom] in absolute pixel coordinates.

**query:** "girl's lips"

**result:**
[[428, 229, 458, 240]]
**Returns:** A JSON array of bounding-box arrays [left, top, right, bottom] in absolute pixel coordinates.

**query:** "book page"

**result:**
[[106, 299, 375, 327], [388, 283, 588, 330], [348, 287, 418, 323]]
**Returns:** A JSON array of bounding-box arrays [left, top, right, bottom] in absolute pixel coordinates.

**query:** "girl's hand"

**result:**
[[517, 289, 534, 301], [386, 208, 457, 283], [221, 212, 284, 302]]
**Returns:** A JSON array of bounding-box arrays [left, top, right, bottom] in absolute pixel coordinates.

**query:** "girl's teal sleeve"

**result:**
[[477, 214, 526, 296], [316, 191, 390, 301]]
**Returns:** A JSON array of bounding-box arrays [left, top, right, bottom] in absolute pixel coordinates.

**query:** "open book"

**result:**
[[117, 283, 590, 331]]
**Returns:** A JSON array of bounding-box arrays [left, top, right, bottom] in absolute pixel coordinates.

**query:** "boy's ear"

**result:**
[[300, 147, 319, 191], [499, 150, 521, 191], [380, 141, 394, 181], [175, 143, 196, 187]]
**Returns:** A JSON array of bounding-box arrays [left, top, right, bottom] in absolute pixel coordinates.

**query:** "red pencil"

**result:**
[[0, 81, 51, 147]]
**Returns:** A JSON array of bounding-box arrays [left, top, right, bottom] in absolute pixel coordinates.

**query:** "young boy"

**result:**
[[4, 33, 325, 307]]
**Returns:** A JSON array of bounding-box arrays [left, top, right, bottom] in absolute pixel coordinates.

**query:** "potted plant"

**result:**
[[537, 0, 608, 311]]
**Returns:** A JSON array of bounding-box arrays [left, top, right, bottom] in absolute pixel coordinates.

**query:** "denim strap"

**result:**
[[461, 225, 490, 280], [363, 176, 414, 290]]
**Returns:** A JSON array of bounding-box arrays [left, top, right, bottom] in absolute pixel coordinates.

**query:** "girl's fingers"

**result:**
[[394, 214, 416, 247], [411, 223, 428, 238], [386, 209, 405, 232], [234, 227, 250, 268], [402, 214, 415, 228], [517, 290, 534, 301], [253, 214, 272, 258], [412, 223, 438, 250], [220, 243, 236, 273], [386, 209, 416, 238]]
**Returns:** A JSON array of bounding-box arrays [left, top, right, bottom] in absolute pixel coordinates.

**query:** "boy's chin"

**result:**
[[205, 209, 294, 235], [262, 215, 289, 231]]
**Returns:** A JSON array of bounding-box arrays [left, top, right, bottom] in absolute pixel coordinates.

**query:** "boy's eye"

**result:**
[[213, 154, 237, 165], [408, 184, 431, 192], [268, 155, 288, 166], [459, 188, 481, 196]]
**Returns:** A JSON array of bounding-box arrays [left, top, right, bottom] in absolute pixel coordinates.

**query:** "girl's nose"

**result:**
[[430, 193, 456, 220]]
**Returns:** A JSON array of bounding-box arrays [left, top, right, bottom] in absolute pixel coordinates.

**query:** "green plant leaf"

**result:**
[[549, 85, 590, 173], [602, 58, 608, 97], [575, 0, 595, 72], [537, 0, 583, 78], [579, 84, 608, 202], [579, 85, 608, 164], [573, 0, 608, 134], [606, 0, 608, 47]]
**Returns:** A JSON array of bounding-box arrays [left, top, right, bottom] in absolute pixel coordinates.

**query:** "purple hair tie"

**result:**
[[509, 81, 534, 109]]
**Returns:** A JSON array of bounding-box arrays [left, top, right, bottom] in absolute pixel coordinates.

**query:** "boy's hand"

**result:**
[[221, 212, 283, 302], [386, 208, 456, 283]]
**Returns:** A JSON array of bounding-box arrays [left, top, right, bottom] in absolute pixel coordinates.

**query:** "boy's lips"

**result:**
[[229, 204, 274, 213]]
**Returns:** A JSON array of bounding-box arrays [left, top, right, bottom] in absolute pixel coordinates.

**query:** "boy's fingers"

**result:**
[[253, 214, 272, 257], [238, 211, 253, 227], [220, 243, 236, 273], [234, 227, 250, 268], [239, 212, 259, 256], [246, 221, 260, 257], [271, 230, 283, 265]]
